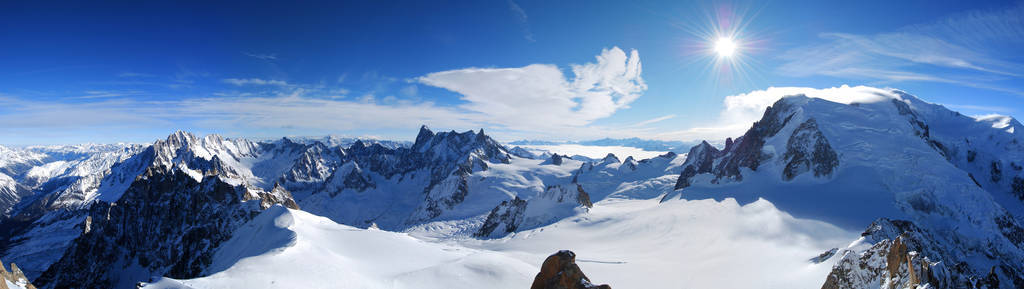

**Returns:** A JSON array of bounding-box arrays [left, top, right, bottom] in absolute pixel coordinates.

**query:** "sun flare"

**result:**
[[714, 37, 737, 57]]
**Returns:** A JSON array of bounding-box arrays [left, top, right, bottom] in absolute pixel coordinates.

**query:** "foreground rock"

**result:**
[[0, 259, 36, 289], [531, 250, 610, 289]]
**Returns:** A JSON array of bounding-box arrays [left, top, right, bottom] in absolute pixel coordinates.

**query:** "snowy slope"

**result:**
[[141, 205, 538, 289], [142, 197, 855, 289]]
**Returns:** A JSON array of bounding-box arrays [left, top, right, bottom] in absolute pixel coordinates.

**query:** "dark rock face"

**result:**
[[992, 161, 1003, 183], [674, 141, 720, 190], [575, 184, 593, 208], [474, 184, 593, 238], [809, 248, 838, 264], [530, 250, 610, 289], [675, 98, 798, 189], [549, 154, 566, 166], [34, 166, 292, 289], [782, 118, 839, 180], [714, 99, 796, 181], [475, 197, 528, 238], [1012, 177, 1024, 200]]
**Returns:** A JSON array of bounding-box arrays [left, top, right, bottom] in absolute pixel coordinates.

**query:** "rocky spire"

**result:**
[[412, 125, 435, 150]]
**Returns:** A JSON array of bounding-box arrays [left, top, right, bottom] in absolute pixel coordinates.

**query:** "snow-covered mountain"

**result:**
[[666, 87, 1024, 288], [1, 126, 683, 288], [3, 86, 1024, 288]]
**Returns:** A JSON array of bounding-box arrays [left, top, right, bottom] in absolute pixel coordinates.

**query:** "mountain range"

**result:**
[[1, 87, 1023, 288]]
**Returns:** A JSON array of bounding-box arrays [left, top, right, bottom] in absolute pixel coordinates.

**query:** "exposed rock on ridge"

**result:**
[[531, 250, 610, 289]]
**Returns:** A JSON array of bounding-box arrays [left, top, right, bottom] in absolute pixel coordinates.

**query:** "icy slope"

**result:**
[[143, 197, 855, 289]]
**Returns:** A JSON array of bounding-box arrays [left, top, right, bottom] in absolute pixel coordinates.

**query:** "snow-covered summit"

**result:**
[[669, 87, 1024, 287]]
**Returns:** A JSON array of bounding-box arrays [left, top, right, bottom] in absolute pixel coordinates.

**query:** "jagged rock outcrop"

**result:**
[[809, 248, 838, 264], [530, 250, 610, 289], [546, 154, 568, 166], [821, 218, 1023, 289], [313, 125, 515, 225], [34, 164, 294, 288], [674, 141, 720, 190], [782, 118, 839, 180], [475, 184, 594, 238], [475, 197, 528, 237], [0, 260, 36, 289], [674, 98, 799, 189], [714, 99, 796, 182], [279, 141, 345, 193], [245, 182, 300, 210]]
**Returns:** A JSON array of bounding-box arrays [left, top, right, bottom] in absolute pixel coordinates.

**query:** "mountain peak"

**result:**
[[166, 130, 198, 145], [413, 125, 436, 150], [602, 153, 619, 163], [476, 128, 487, 142]]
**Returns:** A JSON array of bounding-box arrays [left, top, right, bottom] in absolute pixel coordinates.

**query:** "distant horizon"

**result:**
[[1, 85, 1018, 147], [0, 125, 700, 148]]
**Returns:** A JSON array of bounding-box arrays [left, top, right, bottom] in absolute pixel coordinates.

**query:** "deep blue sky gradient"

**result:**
[[1, 0, 1021, 145]]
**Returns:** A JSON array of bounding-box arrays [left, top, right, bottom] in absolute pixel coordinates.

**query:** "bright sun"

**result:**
[[714, 37, 737, 57]]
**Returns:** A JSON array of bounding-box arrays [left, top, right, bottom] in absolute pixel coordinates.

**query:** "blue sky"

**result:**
[[1, 0, 1022, 145]]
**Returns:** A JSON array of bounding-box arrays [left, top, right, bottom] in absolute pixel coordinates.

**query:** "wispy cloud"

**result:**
[[243, 52, 278, 60], [629, 114, 676, 127], [222, 78, 289, 86], [507, 0, 535, 42], [777, 3, 1024, 95], [117, 72, 155, 78], [77, 90, 144, 99]]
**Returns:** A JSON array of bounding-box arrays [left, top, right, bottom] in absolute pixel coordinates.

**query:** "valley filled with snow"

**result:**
[[144, 197, 854, 289], [517, 144, 670, 160]]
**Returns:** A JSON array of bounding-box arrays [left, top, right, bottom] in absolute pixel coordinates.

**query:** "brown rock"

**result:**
[[0, 260, 37, 289], [531, 250, 610, 289]]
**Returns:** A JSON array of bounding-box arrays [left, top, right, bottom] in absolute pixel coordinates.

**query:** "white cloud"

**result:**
[[222, 78, 289, 86], [418, 46, 646, 130]]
